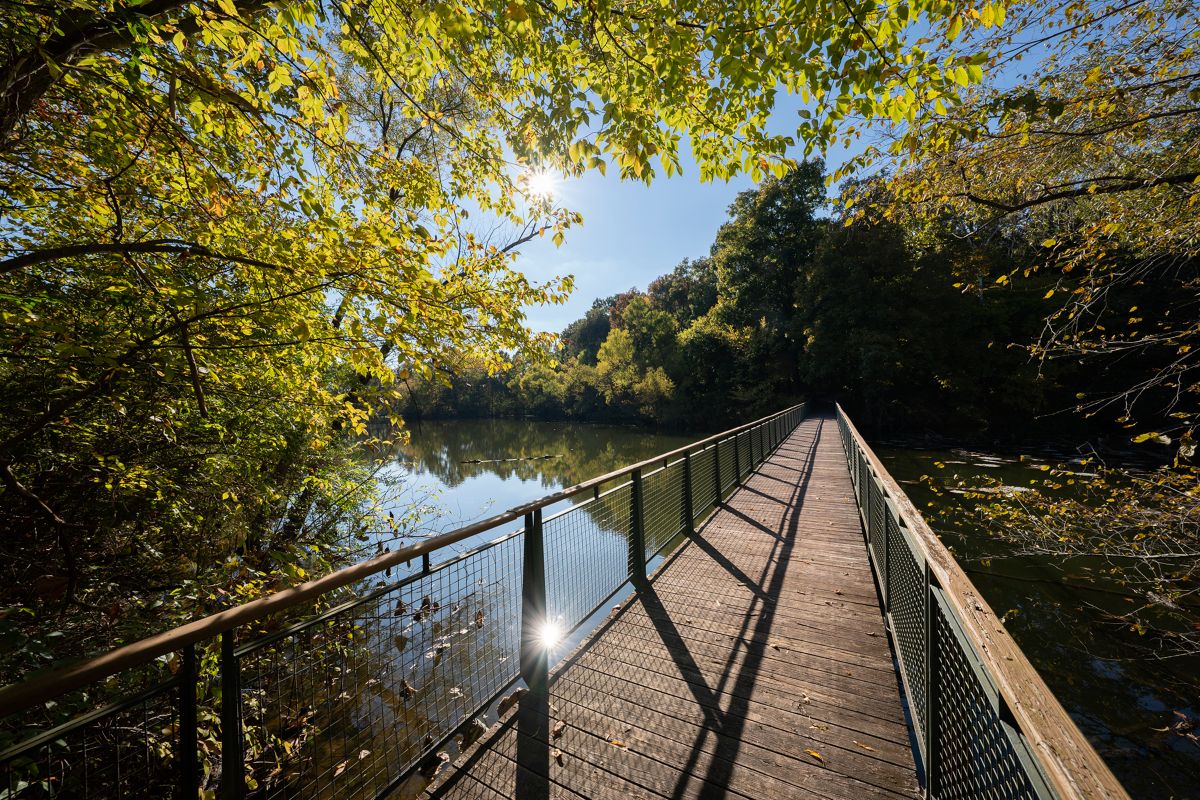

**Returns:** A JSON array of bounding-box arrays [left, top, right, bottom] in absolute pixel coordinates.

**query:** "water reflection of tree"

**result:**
[[397, 419, 694, 490]]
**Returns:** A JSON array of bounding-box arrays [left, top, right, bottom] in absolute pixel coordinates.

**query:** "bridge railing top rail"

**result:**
[[836, 404, 1129, 800]]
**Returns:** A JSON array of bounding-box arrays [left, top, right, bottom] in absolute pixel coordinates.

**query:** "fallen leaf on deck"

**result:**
[[809, 724, 829, 731], [552, 747, 564, 766], [552, 720, 565, 738], [804, 749, 824, 763], [609, 740, 627, 748], [497, 688, 528, 717], [334, 761, 349, 777], [852, 741, 876, 752]]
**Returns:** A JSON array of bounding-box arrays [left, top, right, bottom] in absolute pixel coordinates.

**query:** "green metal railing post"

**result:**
[[179, 644, 199, 800], [881, 506, 892, 613], [682, 450, 695, 535], [733, 433, 742, 486], [924, 564, 940, 796], [713, 440, 722, 503], [520, 509, 548, 693], [629, 469, 647, 587], [220, 631, 244, 800]]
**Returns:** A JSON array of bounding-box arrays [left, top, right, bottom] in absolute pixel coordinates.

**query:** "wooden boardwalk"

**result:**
[[427, 413, 919, 800]]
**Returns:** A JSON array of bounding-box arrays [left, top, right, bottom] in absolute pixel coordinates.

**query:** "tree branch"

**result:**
[[964, 170, 1200, 213], [0, 238, 286, 275]]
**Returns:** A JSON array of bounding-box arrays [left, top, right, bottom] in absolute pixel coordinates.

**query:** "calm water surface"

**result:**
[[380, 418, 697, 535]]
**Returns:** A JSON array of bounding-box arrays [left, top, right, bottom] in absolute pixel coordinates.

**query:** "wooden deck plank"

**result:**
[[428, 413, 919, 800]]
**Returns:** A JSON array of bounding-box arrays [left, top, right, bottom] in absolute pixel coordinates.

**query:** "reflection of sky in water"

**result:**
[[393, 471, 560, 531]]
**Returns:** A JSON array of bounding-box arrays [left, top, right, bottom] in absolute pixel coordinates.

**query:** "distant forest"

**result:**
[[401, 162, 1172, 444]]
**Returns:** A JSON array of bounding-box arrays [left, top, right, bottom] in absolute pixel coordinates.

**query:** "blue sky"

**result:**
[[513, 169, 760, 332], [511, 98, 859, 334]]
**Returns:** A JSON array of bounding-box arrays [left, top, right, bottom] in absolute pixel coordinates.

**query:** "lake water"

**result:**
[[378, 417, 697, 536], [376, 419, 1197, 799]]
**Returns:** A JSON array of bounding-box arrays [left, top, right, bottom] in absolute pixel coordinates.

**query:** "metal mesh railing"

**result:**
[[544, 485, 631, 635], [930, 589, 1049, 800], [718, 437, 737, 496], [835, 405, 1107, 800], [689, 445, 718, 521], [0, 405, 806, 800], [232, 530, 526, 800], [0, 679, 181, 799], [641, 461, 686, 559], [884, 503, 927, 740]]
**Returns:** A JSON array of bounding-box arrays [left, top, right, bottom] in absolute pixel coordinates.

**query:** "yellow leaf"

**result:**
[[1041, 238, 1057, 247], [1043, 289, 1055, 299], [505, 1, 529, 21], [216, 0, 238, 16], [804, 749, 824, 763]]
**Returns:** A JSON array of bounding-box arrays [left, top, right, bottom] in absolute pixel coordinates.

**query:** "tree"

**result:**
[[647, 258, 718, 322], [560, 297, 615, 365], [0, 0, 997, 643], [711, 161, 829, 401], [613, 294, 678, 372], [850, 0, 1200, 652], [868, 0, 1200, 445]]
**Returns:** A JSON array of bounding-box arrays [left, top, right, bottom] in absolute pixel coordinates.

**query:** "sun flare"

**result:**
[[523, 168, 560, 202], [538, 618, 565, 650]]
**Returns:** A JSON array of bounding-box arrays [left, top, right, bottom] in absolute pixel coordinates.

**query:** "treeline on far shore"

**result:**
[[399, 163, 1172, 446]]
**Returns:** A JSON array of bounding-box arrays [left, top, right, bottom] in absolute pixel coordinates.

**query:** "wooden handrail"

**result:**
[[836, 404, 1130, 800], [0, 404, 803, 718]]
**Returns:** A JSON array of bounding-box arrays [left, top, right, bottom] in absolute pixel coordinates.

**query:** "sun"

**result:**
[[523, 168, 560, 202], [538, 618, 565, 650]]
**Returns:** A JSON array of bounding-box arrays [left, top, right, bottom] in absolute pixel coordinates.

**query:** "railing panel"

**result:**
[[641, 462, 686, 559], [885, 513, 927, 742], [234, 531, 525, 799], [0, 681, 181, 799], [835, 404, 1129, 800], [718, 437, 737, 495], [689, 445, 717, 520], [545, 485, 632, 632], [737, 431, 752, 480], [867, 476, 886, 567], [930, 588, 1050, 800]]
